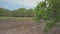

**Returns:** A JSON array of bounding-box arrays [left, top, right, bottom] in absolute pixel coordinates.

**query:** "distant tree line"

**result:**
[[0, 8, 34, 17]]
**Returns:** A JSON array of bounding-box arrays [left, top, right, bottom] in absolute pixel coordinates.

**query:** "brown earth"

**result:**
[[0, 20, 60, 34], [0, 20, 44, 34]]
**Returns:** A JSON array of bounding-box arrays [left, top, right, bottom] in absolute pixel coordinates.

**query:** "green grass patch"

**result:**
[[0, 17, 34, 20]]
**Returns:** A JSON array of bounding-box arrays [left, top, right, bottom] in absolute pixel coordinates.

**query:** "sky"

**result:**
[[0, 0, 44, 10]]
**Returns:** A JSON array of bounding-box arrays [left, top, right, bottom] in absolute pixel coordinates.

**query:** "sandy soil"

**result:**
[[0, 20, 60, 34], [0, 20, 44, 34]]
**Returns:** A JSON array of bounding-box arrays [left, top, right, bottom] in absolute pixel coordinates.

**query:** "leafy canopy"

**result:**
[[34, 0, 60, 33]]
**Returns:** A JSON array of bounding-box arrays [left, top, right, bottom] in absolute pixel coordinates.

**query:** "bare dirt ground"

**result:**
[[0, 19, 60, 34], [0, 19, 44, 34]]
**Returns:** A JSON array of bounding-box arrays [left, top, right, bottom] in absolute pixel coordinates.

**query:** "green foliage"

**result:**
[[0, 8, 10, 16], [0, 8, 34, 17], [34, 0, 60, 33]]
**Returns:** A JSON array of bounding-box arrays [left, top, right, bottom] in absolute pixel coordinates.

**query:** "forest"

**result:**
[[0, 8, 34, 17]]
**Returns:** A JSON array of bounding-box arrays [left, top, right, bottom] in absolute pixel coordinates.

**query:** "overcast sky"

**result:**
[[0, 0, 44, 10]]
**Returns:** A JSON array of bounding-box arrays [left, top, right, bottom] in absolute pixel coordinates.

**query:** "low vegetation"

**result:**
[[0, 17, 33, 20]]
